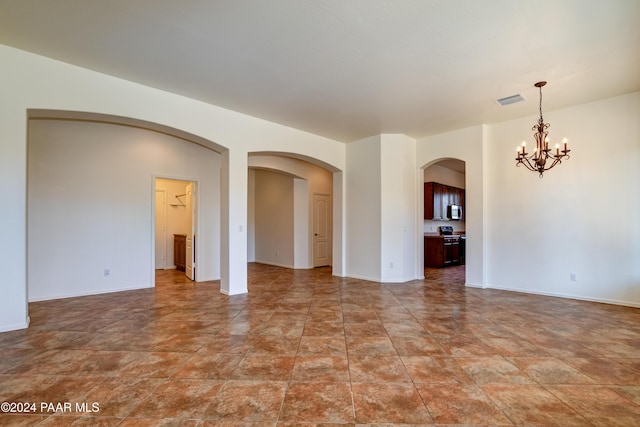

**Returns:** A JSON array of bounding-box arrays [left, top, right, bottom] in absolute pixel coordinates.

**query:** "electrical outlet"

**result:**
[[104, 269, 110, 277], [570, 273, 576, 281], [390, 262, 394, 269]]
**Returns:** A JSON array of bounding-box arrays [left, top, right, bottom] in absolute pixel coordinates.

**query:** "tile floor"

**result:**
[[1, 263, 640, 426]]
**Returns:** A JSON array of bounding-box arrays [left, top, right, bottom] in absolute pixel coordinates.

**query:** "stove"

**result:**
[[439, 226, 454, 235]]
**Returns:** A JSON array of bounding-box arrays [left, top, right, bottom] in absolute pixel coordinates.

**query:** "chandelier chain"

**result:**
[[538, 84, 543, 123]]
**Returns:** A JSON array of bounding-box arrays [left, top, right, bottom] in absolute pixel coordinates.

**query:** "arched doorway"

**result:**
[[27, 110, 225, 301], [421, 158, 466, 284], [247, 153, 338, 273]]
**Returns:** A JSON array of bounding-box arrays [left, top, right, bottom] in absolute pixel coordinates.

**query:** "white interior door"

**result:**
[[313, 193, 331, 267], [185, 182, 196, 280], [155, 189, 167, 269]]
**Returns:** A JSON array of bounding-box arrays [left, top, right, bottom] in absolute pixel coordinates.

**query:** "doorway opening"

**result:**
[[422, 159, 466, 283], [247, 153, 334, 271], [155, 178, 197, 281]]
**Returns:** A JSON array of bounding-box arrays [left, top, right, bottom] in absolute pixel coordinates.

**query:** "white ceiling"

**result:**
[[1, 0, 639, 142]]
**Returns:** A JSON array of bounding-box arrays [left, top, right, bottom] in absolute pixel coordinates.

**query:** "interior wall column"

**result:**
[[0, 108, 29, 331], [220, 148, 248, 295], [380, 134, 418, 282], [331, 171, 345, 277]]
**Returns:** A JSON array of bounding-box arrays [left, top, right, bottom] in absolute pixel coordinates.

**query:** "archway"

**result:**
[[248, 152, 344, 276], [26, 110, 227, 302], [420, 158, 467, 283]]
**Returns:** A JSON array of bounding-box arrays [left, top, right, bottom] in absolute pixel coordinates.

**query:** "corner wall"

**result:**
[[381, 134, 418, 282], [346, 134, 419, 282], [346, 136, 382, 281], [253, 169, 295, 267]]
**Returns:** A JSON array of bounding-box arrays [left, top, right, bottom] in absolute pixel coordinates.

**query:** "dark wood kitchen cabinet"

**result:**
[[424, 182, 465, 220], [174, 234, 186, 271], [424, 182, 444, 219], [425, 235, 460, 268]]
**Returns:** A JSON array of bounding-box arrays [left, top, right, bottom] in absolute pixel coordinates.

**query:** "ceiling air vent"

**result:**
[[496, 93, 525, 106]]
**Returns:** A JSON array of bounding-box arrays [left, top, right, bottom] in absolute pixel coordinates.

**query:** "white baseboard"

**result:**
[[28, 284, 153, 302], [0, 319, 30, 333], [253, 260, 295, 269], [464, 282, 485, 289], [481, 284, 640, 308], [220, 287, 248, 296], [382, 276, 422, 283], [344, 273, 382, 282]]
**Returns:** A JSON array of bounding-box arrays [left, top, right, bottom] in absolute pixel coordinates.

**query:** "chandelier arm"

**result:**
[[516, 157, 537, 172], [542, 157, 562, 172]]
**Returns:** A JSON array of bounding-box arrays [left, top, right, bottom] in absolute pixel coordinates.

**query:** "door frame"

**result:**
[[154, 188, 168, 269], [184, 182, 196, 280], [152, 175, 199, 286]]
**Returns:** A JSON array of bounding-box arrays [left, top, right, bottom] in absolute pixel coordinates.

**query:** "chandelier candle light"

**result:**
[[515, 81, 570, 177]]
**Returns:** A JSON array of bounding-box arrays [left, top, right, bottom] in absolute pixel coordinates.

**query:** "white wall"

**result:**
[[346, 135, 382, 281], [485, 92, 640, 306], [332, 172, 345, 276], [424, 164, 466, 188], [27, 119, 221, 301], [253, 169, 295, 267], [1, 45, 346, 330], [247, 169, 256, 262], [347, 134, 419, 283], [249, 155, 334, 193], [293, 178, 310, 268], [381, 134, 418, 282]]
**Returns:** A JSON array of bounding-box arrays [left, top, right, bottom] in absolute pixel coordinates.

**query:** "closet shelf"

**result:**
[[170, 193, 186, 206]]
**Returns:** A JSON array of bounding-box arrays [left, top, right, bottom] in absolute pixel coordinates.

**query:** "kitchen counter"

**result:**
[[424, 233, 464, 239]]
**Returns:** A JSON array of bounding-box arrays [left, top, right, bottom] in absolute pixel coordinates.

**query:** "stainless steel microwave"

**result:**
[[447, 204, 462, 220]]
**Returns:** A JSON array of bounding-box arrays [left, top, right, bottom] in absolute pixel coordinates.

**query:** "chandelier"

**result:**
[[515, 81, 570, 177]]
